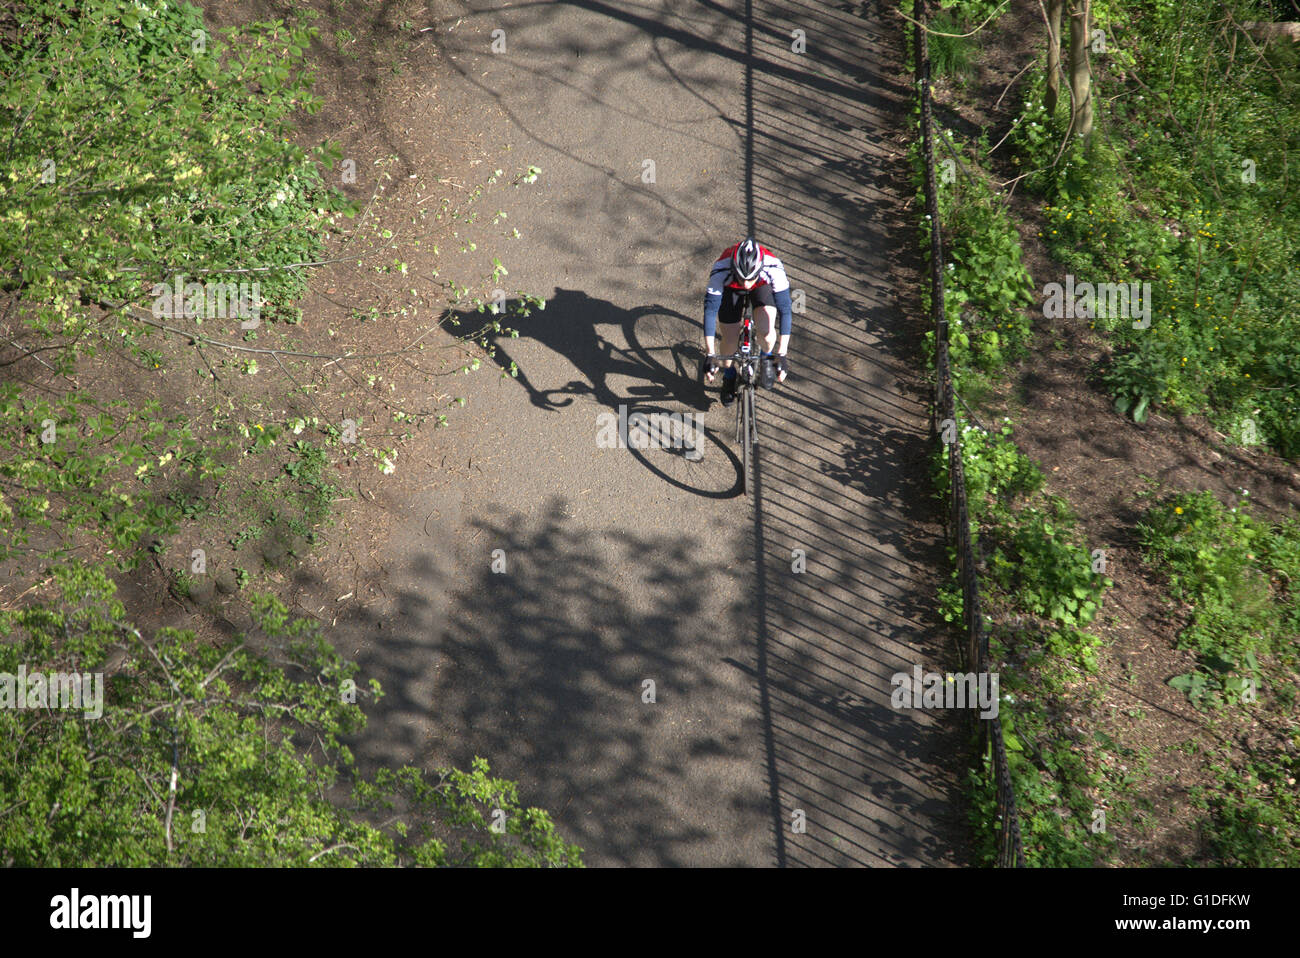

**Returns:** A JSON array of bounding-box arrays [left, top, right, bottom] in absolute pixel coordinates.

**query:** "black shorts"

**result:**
[[717, 284, 775, 326]]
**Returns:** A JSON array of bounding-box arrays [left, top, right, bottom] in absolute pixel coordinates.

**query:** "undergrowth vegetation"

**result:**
[[1011, 0, 1300, 455], [1138, 490, 1300, 865], [0, 0, 572, 865], [911, 0, 1299, 865], [933, 421, 1119, 866]]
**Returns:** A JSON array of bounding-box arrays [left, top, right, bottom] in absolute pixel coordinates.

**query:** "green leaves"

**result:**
[[952, 420, 1045, 523], [1168, 650, 1259, 711], [1140, 489, 1296, 717], [0, 385, 197, 567], [1103, 341, 1169, 423], [978, 490, 1110, 632], [1018, 0, 1300, 459], [1, 0, 354, 342], [936, 148, 1036, 374], [0, 566, 583, 867]]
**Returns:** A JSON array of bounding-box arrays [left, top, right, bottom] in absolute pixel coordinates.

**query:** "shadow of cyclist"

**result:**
[[475, 287, 707, 412]]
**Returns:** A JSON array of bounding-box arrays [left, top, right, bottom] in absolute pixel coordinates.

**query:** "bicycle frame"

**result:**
[[719, 304, 762, 387]]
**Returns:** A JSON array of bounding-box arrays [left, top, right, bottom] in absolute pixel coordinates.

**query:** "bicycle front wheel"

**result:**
[[741, 386, 754, 497]]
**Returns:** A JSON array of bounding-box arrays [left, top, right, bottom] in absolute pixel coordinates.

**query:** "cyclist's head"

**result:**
[[731, 237, 762, 284]]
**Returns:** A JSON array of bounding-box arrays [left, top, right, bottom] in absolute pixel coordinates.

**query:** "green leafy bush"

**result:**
[[958, 420, 1044, 514], [929, 133, 1036, 376], [0, 562, 582, 867], [1200, 753, 1300, 867], [1137, 490, 1300, 693], [0, 0, 355, 356], [1099, 338, 1172, 424], [986, 500, 1111, 630]]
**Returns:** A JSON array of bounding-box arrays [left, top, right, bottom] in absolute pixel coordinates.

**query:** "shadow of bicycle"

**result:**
[[470, 287, 754, 497]]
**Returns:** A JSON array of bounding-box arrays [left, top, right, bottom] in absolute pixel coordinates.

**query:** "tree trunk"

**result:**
[[1045, 0, 1064, 114], [1067, 0, 1094, 139]]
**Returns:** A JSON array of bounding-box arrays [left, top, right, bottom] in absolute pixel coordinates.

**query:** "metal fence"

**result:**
[[912, 0, 1026, 868]]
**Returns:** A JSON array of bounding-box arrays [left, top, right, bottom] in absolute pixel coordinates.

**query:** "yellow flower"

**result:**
[[1175, 506, 1184, 514]]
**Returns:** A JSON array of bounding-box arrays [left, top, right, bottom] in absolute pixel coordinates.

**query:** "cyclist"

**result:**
[[702, 237, 791, 405]]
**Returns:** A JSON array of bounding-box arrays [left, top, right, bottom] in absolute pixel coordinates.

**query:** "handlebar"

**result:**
[[705, 352, 782, 363]]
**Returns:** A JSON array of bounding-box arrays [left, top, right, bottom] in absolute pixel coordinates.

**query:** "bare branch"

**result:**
[[897, 0, 1012, 38]]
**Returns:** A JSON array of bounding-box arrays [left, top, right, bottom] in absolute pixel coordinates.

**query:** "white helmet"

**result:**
[[732, 237, 762, 281]]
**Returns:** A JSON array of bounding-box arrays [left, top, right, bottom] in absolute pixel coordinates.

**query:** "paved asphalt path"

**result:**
[[347, 0, 970, 866]]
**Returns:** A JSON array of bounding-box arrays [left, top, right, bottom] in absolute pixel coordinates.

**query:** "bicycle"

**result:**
[[700, 302, 769, 497]]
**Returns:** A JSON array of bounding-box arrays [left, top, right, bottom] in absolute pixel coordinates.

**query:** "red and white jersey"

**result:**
[[707, 242, 790, 295]]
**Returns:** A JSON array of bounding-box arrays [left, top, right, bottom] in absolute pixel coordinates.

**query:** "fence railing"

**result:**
[[912, 0, 1026, 868]]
